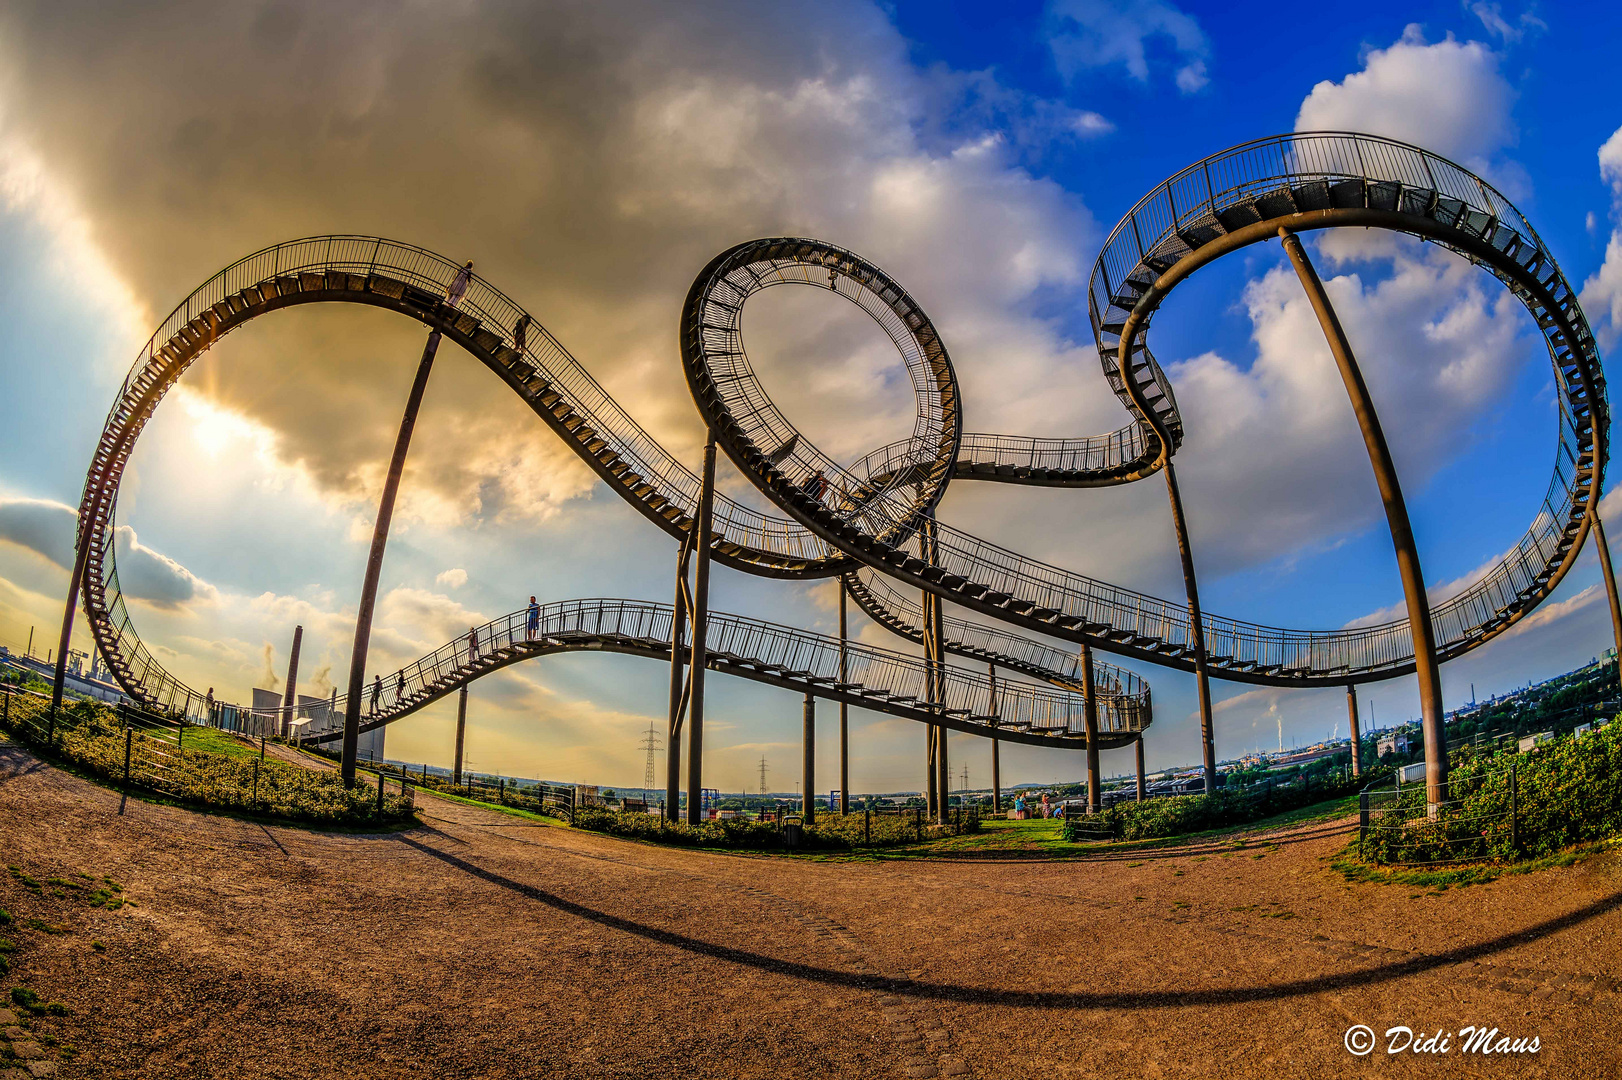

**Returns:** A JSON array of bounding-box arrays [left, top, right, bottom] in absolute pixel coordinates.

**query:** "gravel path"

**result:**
[[2, 735, 1618, 1078]]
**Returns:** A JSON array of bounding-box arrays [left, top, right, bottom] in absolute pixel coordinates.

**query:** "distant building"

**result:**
[[1376, 733, 1410, 757]]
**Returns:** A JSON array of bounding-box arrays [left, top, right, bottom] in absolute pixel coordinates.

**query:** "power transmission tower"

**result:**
[[759, 755, 769, 797], [640, 722, 661, 798]]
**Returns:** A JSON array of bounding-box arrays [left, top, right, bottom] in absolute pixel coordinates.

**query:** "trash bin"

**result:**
[[782, 822, 803, 849]]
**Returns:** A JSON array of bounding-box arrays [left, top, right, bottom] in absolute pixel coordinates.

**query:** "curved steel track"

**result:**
[[71, 131, 1605, 749]]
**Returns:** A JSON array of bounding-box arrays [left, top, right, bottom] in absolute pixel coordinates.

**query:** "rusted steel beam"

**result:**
[[1280, 228, 1446, 808], [342, 328, 442, 787]]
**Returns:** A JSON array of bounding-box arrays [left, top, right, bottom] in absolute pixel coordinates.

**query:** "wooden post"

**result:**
[[1135, 734, 1146, 800]]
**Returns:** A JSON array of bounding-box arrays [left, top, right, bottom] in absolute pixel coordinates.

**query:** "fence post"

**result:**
[[1510, 762, 1519, 856], [1358, 790, 1369, 850], [123, 727, 133, 785], [865, 806, 871, 845], [376, 772, 384, 813], [915, 806, 923, 842], [252, 757, 260, 808], [499, 778, 506, 804]]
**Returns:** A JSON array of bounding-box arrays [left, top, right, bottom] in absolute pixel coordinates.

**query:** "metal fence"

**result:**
[[0, 689, 411, 822]]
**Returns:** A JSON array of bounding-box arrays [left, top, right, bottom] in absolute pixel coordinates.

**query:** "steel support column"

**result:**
[[802, 692, 816, 825], [839, 580, 849, 815], [1346, 685, 1362, 778], [341, 329, 442, 787], [989, 663, 1001, 814], [1135, 735, 1146, 800], [1280, 228, 1447, 808], [666, 535, 693, 820], [685, 436, 717, 826], [1163, 460, 1216, 793], [1082, 643, 1101, 813], [453, 684, 468, 786], [1594, 511, 1622, 693], [48, 534, 91, 727], [922, 513, 949, 824]]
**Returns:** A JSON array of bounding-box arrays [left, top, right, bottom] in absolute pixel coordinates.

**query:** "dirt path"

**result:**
[[2, 735, 1618, 1078]]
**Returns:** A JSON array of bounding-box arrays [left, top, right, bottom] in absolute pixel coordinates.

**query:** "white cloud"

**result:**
[[1466, 2, 1546, 43], [435, 568, 468, 590], [1580, 124, 1622, 351], [1167, 235, 1532, 576], [1296, 26, 1515, 173], [1046, 0, 1210, 93]]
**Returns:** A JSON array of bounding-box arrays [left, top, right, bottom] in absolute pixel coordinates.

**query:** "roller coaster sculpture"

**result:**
[[52, 133, 1616, 819]]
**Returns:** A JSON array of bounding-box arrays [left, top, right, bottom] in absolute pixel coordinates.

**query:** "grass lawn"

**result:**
[[149, 724, 263, 759]]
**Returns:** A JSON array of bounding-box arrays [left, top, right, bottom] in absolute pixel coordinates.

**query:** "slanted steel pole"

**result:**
[[685, 437, 717, 825], [1163, 460, 1216, 793], [1280, 228, 1447, 809], [1593, 511, 1622, 693], [341, 329, 442, 787], [802, 692, 816, 825], [1135, 734, 1146, 800], [453, 683, 468, 786], [49, 531, 93, 724], [280, 625, 303, 739], [666, 536, 693, 820], [1082, 643, 1101, 813], [838, 581, 850, 814], [989, 663, 1001, 814], [1346, 685, 1362, 778]]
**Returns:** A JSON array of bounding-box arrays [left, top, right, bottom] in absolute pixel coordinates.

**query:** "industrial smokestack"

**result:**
[[281, 625, 303, 738]]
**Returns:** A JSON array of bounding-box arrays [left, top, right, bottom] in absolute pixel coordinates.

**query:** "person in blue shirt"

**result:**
[[526, 596, 541, 641]]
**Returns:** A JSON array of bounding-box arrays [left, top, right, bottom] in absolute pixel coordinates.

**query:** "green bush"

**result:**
[[572, 808, 938, 850], [1359, 717, 1622, 865], [1090, 769, 1371, 841], [2, 694, 412, 827]]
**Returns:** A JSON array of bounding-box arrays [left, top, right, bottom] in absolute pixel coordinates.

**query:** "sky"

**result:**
[[1, 0, 1621, 795]]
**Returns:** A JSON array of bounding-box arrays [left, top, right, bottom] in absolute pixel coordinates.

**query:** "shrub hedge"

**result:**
[[573, 807, 962, 850], [1070, 769, 1373, 842], [1358, 717, 1622, 865], [2, 693, 413, 826]]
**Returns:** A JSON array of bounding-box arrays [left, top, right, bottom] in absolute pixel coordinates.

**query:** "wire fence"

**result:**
[[0, 689, 412, 825], [1357, 765, 1520, 866]]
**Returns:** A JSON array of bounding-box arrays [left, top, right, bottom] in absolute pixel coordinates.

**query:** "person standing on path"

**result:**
[[395, 670, 406, 703], [446, 261, 473, 309], [467, 627, 480, 667], [513, 313, 530, 353], [369, 675, 382, 716], [526, 596, 541, 641]]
